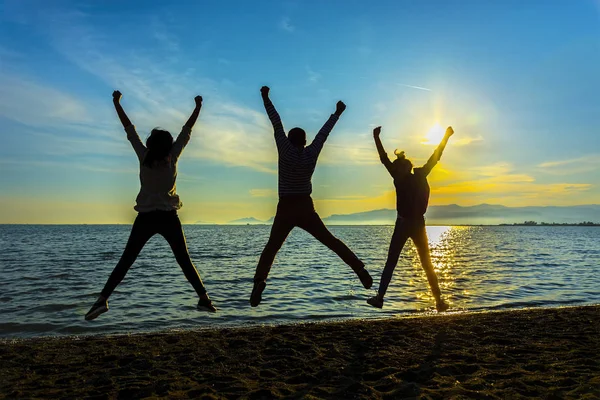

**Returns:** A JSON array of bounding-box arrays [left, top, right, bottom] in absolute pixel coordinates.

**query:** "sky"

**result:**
[[0, 0, 599, 224]]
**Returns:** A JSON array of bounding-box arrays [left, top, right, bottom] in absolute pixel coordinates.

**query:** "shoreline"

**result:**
[[2, 303, 598, 343], [3, 303, 598, 342], [2, 305, 599, 399]]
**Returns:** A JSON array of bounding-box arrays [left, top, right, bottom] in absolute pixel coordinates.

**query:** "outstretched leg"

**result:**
[[100, 214, 155, 299], [160, 212, 215, 312], [254, 214, 294, 282], [86, 213, 155, 320], [298, 211, 372, 288], [368, 218, 410, 308], [251, 213, 294, 306], [410, 223, 448, 312]]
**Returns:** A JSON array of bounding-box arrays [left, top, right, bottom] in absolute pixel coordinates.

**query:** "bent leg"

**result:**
[[160, 213, 207, 297], [298, 212, 365, 272], [411, 224, 442, 302], [378, 218, 410, 297], [100, 214, 155, 298], [254, 213, 294, 282]]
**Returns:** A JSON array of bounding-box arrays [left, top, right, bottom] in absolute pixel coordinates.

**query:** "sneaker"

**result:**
[[85, 297, 108, 321], [436, 300, 449, 312], [357, 268, 373, 289], [367, 295, 384, 309], [197, 297, 217, 313], [250, 280, 266, 307]]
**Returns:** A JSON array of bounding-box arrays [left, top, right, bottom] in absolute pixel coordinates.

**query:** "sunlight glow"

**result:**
[[422, 123, 445, 145]]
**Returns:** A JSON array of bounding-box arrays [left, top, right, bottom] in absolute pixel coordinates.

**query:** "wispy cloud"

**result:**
[[249, 189, 277, 197], [397, 83, 432, 92], [428, 162, 593, 206], [538, 154, 599, 168], [279, 17, 295, 33], [30, 8, 280, 173], [306, 66, 321, 83], [0, 157, 136, 174], [537, 154, 600, 176], [0, 73, 94, 128]]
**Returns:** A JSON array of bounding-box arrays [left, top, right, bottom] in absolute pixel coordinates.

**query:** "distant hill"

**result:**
[[227, 204, 600, 225], [227, 217, 269, 225], [323, 204, 600, 225]]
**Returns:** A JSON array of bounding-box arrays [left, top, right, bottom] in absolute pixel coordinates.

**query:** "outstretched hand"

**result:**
[[260, 86, 270, 98], [194, 95, 203, 107], [445, 126, 454, 137], [373, 126, 382, 137], [335, 101, 346, 116], [112, 90, 122, 103]]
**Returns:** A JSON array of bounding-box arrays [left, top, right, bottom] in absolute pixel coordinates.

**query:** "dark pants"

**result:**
[[254, 195, 365, 281], [378, 216, 441, 300], [100, 210, 206, 298]]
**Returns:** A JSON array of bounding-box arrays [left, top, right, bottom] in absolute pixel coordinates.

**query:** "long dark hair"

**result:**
[[142, 128, 173, 168]]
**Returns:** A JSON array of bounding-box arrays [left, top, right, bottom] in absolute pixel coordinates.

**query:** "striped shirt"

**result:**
[[264, 98, 339, 197]]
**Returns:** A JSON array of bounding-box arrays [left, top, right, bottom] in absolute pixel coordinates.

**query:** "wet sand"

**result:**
[[1, 305, 599, 399]]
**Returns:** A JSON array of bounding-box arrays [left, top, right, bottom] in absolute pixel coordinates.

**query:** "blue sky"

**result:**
[[0, 0, 599, 223]]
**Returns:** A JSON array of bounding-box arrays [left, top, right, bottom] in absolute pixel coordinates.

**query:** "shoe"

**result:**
[[357, 268, 373, 289], [250, 280, 266, 307], [85, 297, 108, 321], [367, 295, 384, 309], [197, 297, 217, 313], [436, 300, 449, 312]]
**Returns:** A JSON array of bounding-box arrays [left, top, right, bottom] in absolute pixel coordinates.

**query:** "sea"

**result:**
[[1, 224, 598, 338]]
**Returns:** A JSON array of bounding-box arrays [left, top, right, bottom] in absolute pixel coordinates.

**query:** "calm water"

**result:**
[[0, 225, 598, 338]]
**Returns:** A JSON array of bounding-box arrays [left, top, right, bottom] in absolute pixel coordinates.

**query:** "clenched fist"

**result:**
[[335, 101, 346, 116]]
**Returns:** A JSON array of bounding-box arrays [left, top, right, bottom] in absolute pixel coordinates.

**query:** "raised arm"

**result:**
[[172, 95, 202, 160], [373, 126, 393, 175], [261, 86, 290, 153], [185, 96, 203, 129], [113, 91, 145, 161], [306, 101, 345, 156], [421, 126, 454, 176], [113, 90, 132, 128]]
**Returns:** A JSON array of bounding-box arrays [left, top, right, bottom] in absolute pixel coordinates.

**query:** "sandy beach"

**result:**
[[1, 305, 599, 399]]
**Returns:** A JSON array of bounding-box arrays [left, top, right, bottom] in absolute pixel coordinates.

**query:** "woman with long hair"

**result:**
[[85, 91, 215, 320]]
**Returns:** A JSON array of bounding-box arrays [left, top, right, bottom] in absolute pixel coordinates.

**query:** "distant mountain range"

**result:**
[[227, 217, 270, 225], [225, 204, 600, 225]]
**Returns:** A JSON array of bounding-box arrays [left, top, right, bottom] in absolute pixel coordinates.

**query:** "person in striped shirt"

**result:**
[[250, 86, 373, 307]]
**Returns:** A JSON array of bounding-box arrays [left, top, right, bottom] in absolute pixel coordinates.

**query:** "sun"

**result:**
[[422, 123, 445, 145]]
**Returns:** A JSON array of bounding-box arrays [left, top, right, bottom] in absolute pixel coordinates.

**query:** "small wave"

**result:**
[[330, 294, 362, 301], [32, 303, 78, 312], [46, 273, 71, 279]]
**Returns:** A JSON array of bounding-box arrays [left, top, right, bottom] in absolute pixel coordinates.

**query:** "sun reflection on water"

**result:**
[[387, 226, 477, 311]]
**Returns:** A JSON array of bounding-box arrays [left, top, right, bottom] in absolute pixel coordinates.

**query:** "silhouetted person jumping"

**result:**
[[367, 125, 454, 312], [85, 91, 215, 321], [250, 86, 373, 306]]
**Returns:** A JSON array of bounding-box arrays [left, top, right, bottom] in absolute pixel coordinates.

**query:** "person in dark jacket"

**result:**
[[367, 125, 454, 312]]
